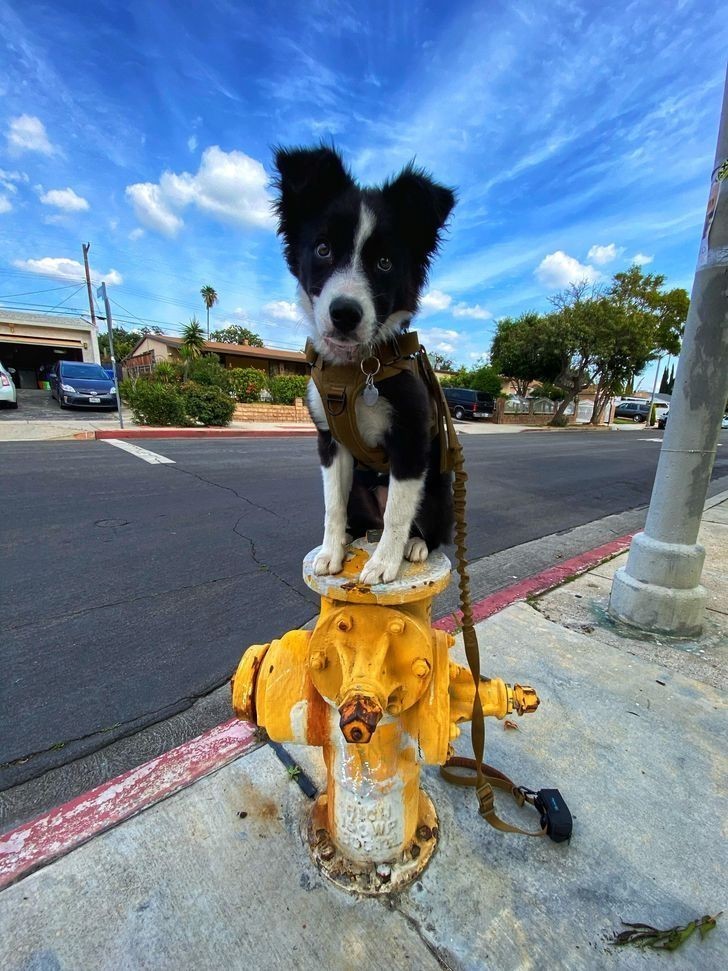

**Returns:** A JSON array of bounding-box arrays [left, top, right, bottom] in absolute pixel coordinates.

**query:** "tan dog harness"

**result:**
[[304, 330, 457, 474]]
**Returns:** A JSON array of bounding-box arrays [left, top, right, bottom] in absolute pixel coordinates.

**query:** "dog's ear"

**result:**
[[272, 146, 354, 273], [382, 164, 456, 262]]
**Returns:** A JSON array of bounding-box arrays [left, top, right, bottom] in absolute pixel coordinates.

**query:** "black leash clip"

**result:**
[[534, 788, 573, 843]]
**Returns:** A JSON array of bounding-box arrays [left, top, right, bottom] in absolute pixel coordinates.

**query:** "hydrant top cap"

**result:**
[[303, 540, 451, 605]]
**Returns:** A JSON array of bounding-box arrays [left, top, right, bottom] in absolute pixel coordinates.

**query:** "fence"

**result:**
[[123, 350, 155, 379], [495, 396, 597, 425]]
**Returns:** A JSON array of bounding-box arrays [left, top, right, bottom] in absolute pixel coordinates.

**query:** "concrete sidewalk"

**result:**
[[1, 502, 726, 969]]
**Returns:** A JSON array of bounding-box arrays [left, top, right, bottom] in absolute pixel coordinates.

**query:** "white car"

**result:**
[[0, 361, 18, 409], [722, 414, 728, 430]]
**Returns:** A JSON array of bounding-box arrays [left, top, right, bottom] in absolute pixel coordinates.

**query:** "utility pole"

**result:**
[[609, 68, 728, 636], [96, 282, 124, 429], [82, 243, 97, 329]]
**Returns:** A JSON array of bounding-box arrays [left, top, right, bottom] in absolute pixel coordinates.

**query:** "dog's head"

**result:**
[[273, 145, 455, 363]]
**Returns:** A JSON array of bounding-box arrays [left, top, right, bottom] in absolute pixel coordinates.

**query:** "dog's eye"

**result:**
[[377, 257, 392, 272], [315, 241, 332, 259]]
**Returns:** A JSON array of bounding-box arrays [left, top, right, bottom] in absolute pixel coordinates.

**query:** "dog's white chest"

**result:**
[[355, 394, 393, 447]]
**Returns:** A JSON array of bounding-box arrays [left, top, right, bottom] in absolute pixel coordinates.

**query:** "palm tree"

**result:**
[[200, 285, 218, 340], [181, 317, 205, 357]]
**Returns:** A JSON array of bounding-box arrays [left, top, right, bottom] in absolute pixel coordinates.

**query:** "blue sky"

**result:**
[[0, 0, 725, 383]]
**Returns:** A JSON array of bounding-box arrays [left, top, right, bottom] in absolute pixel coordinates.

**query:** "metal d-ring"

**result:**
[[360, 356, 382, 379]]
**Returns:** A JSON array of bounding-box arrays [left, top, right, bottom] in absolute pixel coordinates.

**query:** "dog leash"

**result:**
[[418, 347, 572, 842]]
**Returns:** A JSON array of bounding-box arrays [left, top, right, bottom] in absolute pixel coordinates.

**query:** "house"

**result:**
[[0, 309, 101, 389], [124, 335, 308, 378]]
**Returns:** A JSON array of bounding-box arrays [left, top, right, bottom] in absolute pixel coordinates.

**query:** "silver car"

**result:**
[[0, 361, 18, 409]]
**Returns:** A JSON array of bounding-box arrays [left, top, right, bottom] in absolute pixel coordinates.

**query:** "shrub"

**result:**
[[153, 361, 183, 384], [181, 383, 235, 426], [186, 355, 230, 389], [269, 373, 308, 405], [228, 367, 268, 402], [121, 379, 190, 427]]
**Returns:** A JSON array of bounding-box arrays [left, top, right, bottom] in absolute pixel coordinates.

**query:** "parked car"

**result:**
[[657, 409, 669, 429], [443, 387, 495, 420], [0, 360, 18, 409], [49, 361, 118, 409], [614, 401, 650, 422], [722, 414, 728, 429]]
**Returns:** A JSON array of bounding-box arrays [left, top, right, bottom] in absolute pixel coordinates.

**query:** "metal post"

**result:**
[[81, 243, 97, 330], [646, 354, 662, 426], [609, 68, 728, 636], [96, 282, 124, 429]]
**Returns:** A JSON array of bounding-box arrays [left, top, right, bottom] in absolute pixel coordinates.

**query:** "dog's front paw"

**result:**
[[359, 550, 402, 585], [404, 537, 428, 563], [313, 547, 345, 576]]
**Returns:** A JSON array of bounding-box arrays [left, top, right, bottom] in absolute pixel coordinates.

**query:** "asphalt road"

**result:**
[[3, 430, 728, 790]]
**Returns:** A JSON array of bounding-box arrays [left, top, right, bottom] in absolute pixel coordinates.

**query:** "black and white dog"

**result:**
[[273, 145, 455, 584]]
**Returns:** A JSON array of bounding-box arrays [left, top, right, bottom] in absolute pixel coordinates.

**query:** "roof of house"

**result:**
[[0, 309, 92, 331], [127, 334, 306, 364]]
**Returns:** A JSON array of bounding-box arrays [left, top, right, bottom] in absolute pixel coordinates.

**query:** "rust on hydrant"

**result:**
[[230, 539, 540, 896], [338, 695, 383, 744]]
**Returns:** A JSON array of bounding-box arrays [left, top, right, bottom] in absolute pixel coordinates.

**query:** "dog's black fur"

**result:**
[[273, 145, 456, 582]]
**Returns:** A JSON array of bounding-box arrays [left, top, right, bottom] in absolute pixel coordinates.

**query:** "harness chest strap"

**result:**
[[305, 332, 453, 474]]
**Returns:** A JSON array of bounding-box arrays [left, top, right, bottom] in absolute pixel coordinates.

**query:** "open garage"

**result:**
[[0, 309, 100, 390]]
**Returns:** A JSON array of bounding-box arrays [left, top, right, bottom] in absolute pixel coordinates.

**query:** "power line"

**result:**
[[0, 284, 80, 299], [48, 285, 85, 313]]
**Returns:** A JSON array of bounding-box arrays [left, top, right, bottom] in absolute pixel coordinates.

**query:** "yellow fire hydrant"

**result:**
[[232, 540, 539, 894]]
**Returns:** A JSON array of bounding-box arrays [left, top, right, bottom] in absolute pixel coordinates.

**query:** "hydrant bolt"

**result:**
[[411, 658, 430, 678]]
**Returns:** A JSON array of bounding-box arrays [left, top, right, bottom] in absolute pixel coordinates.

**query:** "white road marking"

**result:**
[[638, 438, 664, 442], [102, 439, 175, 464]]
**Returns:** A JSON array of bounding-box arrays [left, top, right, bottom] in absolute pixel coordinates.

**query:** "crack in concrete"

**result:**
[[382, 898, 455, 970], [2, 569, 258, 633], [165, 460, 311, 606], [232, 513, 312, 605], [169, 463, 290, 523], [0, 696, 194, 773]]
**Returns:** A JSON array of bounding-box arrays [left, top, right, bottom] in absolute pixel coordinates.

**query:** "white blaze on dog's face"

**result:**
[[273, 146, 455, 363]]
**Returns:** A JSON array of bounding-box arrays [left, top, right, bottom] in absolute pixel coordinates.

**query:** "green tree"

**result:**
[[490, 312, 561, 396], [430, 351, 454, 372], [98, 325, 162, 362], [468, 363, 503, 396], [659, 365, 670, 394], [200, 285, 219, 340], [209, 324, 264, 347]]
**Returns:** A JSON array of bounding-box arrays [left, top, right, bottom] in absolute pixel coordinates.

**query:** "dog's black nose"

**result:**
[[329, 296, 363, 333]]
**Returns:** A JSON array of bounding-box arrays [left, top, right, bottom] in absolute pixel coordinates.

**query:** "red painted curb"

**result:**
[[94, 428, 317, 440], [0, 533, 632, 890], [0, 719, 260, 892], [433, 533, 633, 633]]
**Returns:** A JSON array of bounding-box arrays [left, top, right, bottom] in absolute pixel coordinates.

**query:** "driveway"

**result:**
[[0, 388, 122, 421]]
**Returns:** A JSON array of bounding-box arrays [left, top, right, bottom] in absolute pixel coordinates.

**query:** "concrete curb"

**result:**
[[0, 535, 635, 891], [93, 428, 317, 440], [434, 532, 634, 633], [0, 721, 260, 892]]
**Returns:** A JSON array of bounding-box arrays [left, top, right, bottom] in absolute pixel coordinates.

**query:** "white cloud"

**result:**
[[632, 252, 654, 265], [129, 228, 145, 241], [587, 243, 623, 265], [125, 146, 274, 236], [535, 251, 602, 289], [125, 182, 184, 236], [452, 302, 492, 319], [263, 300, 299, 322], [6, 115, 54, 155], [0, 169, 28, 194], [13, 257, 122, 286], [420, 289, 453, 313], [188, 135, 198, 152], [0, 195, 12, 214], [39, 187, 89, 212], [468, 351, 490, 361]]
